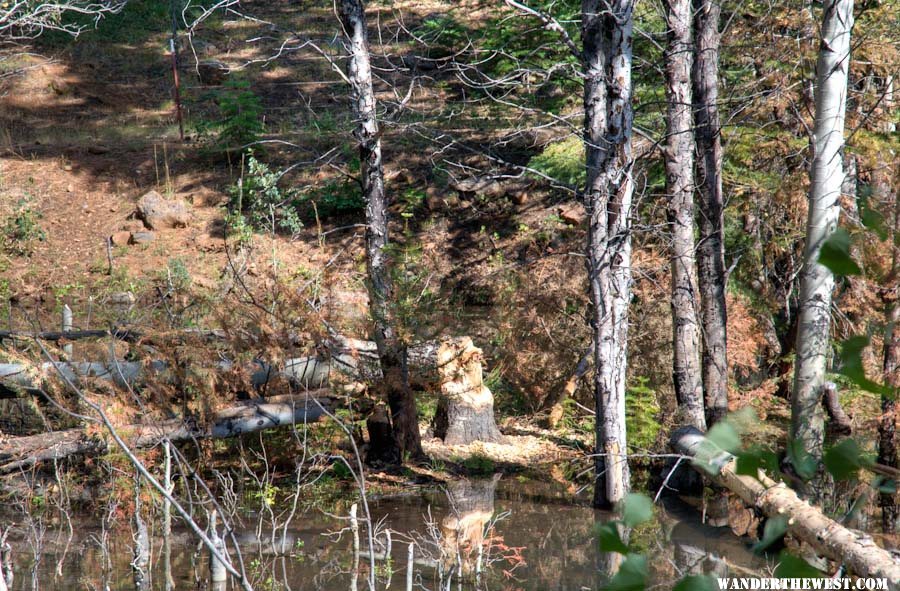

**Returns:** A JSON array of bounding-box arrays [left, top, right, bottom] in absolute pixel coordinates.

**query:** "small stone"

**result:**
[[510, 191, 528, 206], [110, 231, 132, 247], [66, 184, 74, 193], [130, 231, 156, 244], [63, 164, 73, 172]]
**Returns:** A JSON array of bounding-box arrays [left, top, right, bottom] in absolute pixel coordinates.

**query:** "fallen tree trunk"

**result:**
[[672, 426, 900, 587], [0, 337, 440, 400], [0, 391, 337, 474]]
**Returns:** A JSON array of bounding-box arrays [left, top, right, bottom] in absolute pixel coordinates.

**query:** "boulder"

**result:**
[[450, 176, 506, 199], [558, 203, 586, 226], [136, 191, 190, 230]]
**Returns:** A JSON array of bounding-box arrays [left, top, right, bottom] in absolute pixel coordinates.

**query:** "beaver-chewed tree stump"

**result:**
[[431, 337, 505, 446]]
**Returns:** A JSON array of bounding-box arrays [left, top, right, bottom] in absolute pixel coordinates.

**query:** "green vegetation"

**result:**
[[3, 199, 45, 256]]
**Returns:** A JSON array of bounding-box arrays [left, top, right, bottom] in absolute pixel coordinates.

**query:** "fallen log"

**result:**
[[672, 426, 900, 587], [0, 391, 337, 474], [0, 356, 333, 400]]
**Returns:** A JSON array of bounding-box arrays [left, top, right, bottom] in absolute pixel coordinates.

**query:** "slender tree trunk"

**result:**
[[337, 0, 422, 462], [692, 0, 728, 428], [880, 177, 900, 533], [664, 0, 705, 432], [582, 0, 635, 509], [790, 0, 854, 476]]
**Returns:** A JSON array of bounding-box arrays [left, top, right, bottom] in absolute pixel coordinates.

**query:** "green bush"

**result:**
[[527, 136, 585, 187], [625, 376, 661, 450], [3, 199, 46, 256], [197, 78, 265, 155], [228, 155, 303, 236]]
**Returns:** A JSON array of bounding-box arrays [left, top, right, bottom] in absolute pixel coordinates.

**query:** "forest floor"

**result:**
[[0, 0, 888, 494]]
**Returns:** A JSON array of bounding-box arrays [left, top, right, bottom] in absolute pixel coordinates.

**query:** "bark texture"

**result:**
[[692, 0, 728, 428], [582, 0, 635, 509], [791, 0, 854, 470], [664, 0, 705, 431], [880, 188, 900, 533], [672, 427, 900, 588], [337, 0, 422, 461], [431, 337, 504, 445]]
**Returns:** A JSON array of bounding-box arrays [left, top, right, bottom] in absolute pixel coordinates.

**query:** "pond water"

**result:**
[[3, 478, 767, 591]]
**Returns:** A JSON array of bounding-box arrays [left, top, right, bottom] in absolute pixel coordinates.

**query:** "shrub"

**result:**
[[228, 155, 303, 236], [527, 136, 585, 187], [3, 199, 46, 256], [197, 78, 265, 155]]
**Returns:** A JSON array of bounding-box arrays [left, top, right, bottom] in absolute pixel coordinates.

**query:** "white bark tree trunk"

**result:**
[[664, 0, 705, 431], [791, 0, 854, 471], [582, 0, 635, 508]]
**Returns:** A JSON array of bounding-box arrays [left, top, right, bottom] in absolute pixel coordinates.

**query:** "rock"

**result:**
[[450, 176, 506, 199], [197, 60, 230, 85], [136, 191, 191, 230], [558, 203, 586, 226], [66, 184, 74, 193], [509, 191, 528, 205], [130, 231, 156, 245], [110, 231, 132, 247], [120, 220, 145, 233], [109, 291, 136, 306], [87, 145, 110, 155]]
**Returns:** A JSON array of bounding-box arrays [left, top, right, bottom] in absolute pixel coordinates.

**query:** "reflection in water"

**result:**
[[3, 478, 767, 591]]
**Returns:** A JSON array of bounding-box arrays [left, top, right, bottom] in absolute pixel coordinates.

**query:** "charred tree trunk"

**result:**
[[431, 338, 504, 445], [337, 0, 422, 462], [664, 0, 705, 431], [582, 0, 635, 509], [692, 0, 728, 428], [791, 0, 854, 479]]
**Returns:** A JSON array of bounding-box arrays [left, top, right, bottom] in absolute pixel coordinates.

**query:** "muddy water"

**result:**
[[4, 478, 766, 591]]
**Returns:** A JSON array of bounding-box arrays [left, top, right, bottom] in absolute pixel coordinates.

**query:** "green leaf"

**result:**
[[706, 421, 741, 453], [858, 187, 889, 240], [773, 551, 823, 578], [605, 554, 648, 591], [824, 438, 871, 481], [596, 522, 629, 554], [837, 336, 894, 397], [622, 493, 654, 527], [673, 575, 717, 591], [752, 514, 788, 554], [735, 446, 779, 479], [876, 476, 897, 494], [787, 439, 818, 481], [818, 228, 861, 276]]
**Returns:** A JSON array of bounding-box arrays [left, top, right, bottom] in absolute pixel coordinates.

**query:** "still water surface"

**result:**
[[5, 478, 766, 591]]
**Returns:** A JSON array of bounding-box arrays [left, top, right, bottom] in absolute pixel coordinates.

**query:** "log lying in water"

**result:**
[[671, 426, 900, 587], [0, 391, 336, 474]]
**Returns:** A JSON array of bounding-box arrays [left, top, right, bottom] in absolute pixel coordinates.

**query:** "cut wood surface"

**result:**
[[672, 426, 900, 588], [0, 391, 337, 474]]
